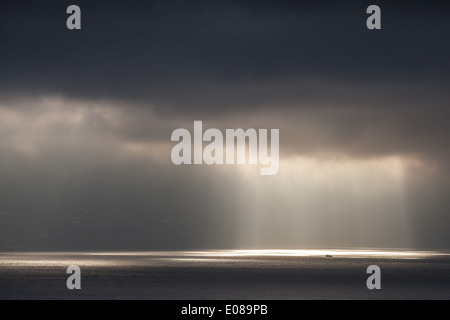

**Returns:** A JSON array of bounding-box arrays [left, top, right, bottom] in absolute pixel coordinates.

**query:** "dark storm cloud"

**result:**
[[0, 0, 449, 108], [1, 0, 449, 161]]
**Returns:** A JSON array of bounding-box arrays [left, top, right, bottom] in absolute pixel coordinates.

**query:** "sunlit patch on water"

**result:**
[[185, 249, 448, 258], [0, 249, 448, 268]]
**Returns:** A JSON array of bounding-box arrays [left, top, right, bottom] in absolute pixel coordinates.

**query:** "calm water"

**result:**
[[1, 250, 449, 299]]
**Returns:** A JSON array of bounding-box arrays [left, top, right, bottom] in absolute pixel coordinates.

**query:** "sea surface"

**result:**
[[1, 250, 449, 299]]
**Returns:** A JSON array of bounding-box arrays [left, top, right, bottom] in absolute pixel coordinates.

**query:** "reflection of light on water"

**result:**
[[186, 249, 446, 258], [0, 250, 447, 267], [1, 260, 117, 267], [0, 256, 122, 267], [85, 249, 443, 258]]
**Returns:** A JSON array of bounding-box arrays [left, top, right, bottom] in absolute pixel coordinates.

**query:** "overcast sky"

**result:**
[[0, 0, 449, 250]]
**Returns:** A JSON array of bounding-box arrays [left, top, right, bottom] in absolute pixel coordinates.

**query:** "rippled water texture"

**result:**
[[1, 250, 449, 299]]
